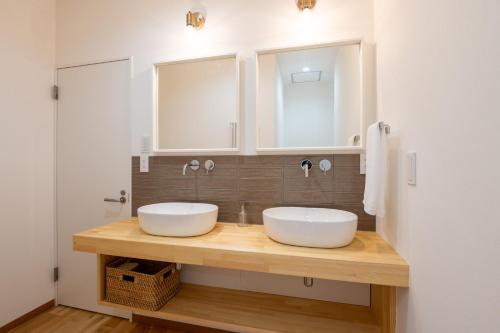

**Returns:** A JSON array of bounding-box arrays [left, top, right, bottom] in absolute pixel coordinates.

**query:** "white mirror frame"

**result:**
[[152, 53, 241, 156], [255, 39, 368, 155]]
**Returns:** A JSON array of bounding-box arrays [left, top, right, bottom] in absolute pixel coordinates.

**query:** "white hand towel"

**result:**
[[363, 122, 387, 217]]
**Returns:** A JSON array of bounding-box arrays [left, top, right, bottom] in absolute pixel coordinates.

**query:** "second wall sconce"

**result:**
[[186, 10, 206, 30], [297, 0, 317, 12]]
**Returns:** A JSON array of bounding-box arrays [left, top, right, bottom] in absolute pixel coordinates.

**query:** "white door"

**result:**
[[56, 60, 131, 315]]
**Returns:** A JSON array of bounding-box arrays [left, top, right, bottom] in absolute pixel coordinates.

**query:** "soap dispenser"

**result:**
[[238, 202, 249, 227]]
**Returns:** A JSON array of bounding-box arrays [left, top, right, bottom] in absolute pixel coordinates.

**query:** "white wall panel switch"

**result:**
[[360, 153, 366, 175], [140, 153, 149, 173], [140, 135, 150, 173], [407, 151, 417, 185]]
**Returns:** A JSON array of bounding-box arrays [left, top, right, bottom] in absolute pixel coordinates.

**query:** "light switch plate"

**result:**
[[407, 151, 417, 185], [360, 153, 366, 175], [140, 153, 149, 173], [140, 135, 150, 173]]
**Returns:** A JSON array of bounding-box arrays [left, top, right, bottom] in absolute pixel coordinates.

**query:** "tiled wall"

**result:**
[[132, 155, 375, 231]]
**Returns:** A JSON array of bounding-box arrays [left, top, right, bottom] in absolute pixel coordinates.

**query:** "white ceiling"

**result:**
[[277, 46, 338, 85]]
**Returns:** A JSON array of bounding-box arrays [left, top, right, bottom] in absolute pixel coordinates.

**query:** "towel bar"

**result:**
[[379, 121, 391, 134]]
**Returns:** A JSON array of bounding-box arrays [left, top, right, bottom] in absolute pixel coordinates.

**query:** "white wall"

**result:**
[[275, 61, 285, 146], [0, 0, 55, 326], [334, 45, 361, 146], [181, 266, 370, 306], [282, 81, 335, 147], [257, 53, 278, 147], [56, 0, 375, 307], [56, 0, 374, 155], [374, 1, 500, 332]]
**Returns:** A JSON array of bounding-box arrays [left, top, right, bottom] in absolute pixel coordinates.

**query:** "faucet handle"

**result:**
[[319, 159, 332, 175], [204, 160, 215, 174]]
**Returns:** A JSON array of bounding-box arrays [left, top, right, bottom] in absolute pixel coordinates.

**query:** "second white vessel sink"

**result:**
[[138, 202, 218, 237], [263, 207, 358, 248]]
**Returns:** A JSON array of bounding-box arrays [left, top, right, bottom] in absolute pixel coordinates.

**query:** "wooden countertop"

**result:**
[[73, 218, 409, 287]]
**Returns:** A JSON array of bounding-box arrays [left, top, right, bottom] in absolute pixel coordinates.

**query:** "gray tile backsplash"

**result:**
[[132, 155, 375, 231]]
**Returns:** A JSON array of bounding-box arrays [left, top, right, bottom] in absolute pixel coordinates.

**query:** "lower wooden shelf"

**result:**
[[101, 283, 381, 333]]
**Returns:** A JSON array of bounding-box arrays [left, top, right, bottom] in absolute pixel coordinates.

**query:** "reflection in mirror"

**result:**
[[257, 43, 361, 149], [155, 55, 238, 151]]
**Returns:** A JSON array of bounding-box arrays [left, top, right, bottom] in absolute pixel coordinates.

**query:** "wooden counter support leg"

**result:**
[[97, 254, 119, 303], [371, 285, 396, 333]]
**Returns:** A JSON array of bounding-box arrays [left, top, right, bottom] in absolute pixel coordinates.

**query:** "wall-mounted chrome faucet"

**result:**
[[300, 159, 312, 178], [182, 160, 200, 176]]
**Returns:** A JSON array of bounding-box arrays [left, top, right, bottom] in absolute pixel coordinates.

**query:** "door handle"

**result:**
[[104, 197, 126, 203], [104, 190, 127, 204]]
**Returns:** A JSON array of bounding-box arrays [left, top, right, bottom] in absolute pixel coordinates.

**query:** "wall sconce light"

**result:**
[[186, 11, 205, 30], [297, 0, 317, 12]]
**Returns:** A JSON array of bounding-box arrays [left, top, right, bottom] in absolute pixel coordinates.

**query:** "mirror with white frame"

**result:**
[[154, 54, 239, 153], [256, 42, 363, 153]]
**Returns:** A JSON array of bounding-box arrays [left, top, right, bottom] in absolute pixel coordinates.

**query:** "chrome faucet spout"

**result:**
[[300, 159, 312, 178], [182, 163, 189, 176]]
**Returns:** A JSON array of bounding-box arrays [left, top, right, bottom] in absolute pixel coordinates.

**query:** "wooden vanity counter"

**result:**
[[73, 218, 408, 287]]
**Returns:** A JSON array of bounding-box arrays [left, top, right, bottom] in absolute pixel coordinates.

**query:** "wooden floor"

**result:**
[[8, 306, 184, 333]]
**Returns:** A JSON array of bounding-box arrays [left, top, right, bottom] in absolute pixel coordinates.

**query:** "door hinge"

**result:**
[[52, 85, 59, 100], [53, 267, 59, 282]]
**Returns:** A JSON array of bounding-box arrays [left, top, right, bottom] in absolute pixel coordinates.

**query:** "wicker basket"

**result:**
[[105, 257, 180, 311]]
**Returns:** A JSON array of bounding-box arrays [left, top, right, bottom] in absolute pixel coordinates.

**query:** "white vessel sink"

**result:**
[[138, 202, 218, 237], [263, 207, 358, 248]]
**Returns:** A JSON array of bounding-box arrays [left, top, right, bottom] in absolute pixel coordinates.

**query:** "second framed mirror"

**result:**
[[256, 41, 364, 154]]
